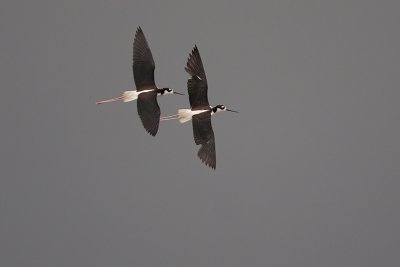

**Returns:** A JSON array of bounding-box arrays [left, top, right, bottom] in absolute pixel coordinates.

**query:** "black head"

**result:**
[[160, 87, 185, 96], [212, 105, 239, 113]]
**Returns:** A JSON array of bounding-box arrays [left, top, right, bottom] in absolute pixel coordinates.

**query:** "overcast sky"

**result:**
[[1, 0, 399, 266]]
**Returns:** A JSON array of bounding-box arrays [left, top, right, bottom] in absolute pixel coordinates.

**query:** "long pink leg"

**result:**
[[96, 96, 123, 105], [160, 117, 179, 121], [160, 114, 179, 121], [161, 114, 179, 119]]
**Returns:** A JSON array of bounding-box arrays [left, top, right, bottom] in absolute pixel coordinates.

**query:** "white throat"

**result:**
[[157, 91, 173, 96]]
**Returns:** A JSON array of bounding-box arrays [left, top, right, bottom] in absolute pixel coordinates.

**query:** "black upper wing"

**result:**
[[133, 27, 156, 90], [185, 46, 209, 110], [192, 112, 216, 169], [137, 91, 160, 136]]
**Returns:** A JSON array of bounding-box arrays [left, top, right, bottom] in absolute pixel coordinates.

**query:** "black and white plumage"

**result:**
[[185, 47, 209, 111], [132, 27, 156, 89], [192, 112, 216, 169], [160, 46, 238, 169], [96, 27, 184, 136], [137, 91, 160, 136]]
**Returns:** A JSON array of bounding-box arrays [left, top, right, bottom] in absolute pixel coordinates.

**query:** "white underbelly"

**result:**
[[177, 109, 208, 123]]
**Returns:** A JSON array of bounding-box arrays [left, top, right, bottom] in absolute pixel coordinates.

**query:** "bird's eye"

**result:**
[[221, 105, 225, 109], [167, 88, 172, 92]]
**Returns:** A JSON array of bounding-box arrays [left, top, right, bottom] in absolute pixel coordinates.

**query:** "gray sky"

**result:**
[[1, 0, 400, 266]]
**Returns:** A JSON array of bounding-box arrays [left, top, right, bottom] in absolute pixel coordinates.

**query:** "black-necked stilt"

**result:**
[[160, 46, 238, 169], [96, 27, 184, 136]]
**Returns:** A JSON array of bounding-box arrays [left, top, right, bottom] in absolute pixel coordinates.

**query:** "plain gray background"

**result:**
[[1, 0, 399, 266]]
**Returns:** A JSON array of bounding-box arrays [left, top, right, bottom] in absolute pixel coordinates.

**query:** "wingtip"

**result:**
[[145, 128, 157, 136], [192, 45, 199, 54], [205, 161, 216, 170], [188, 45, 198, 58], [145, 126, 158, 136], [208, 160, 216, 170], [146, 124, 159, 136], [135, 26, 144, 37], [197, 151, 216, 170]]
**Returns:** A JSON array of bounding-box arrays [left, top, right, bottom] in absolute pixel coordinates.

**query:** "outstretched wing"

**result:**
[[185, 46, 209, 110], [137, 91, 160, 136], [192, 112, 216, 169], [133, 27, 156, 90]]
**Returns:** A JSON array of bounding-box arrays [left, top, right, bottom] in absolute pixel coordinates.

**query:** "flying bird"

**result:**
[[160, 46, 238, 169], [96, 27, 184, 136]]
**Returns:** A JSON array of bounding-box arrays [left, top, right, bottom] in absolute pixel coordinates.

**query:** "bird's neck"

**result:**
[[156, 88, 172, 96], [156, 88, 165, 95]]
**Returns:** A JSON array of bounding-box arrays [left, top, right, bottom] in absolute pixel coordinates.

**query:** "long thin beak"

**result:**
[[227, 108, 239, 113], [173, 91, 185, 96]]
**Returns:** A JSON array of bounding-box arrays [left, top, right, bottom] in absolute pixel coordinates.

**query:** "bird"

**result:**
[[160, 45, 238, 169], [96, 27, 184, 136]]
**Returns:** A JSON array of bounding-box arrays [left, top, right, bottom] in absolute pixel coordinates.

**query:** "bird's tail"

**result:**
[[96, 91, 138, 105], [178, 109, 193, 123], [122, 91, 139, 102]]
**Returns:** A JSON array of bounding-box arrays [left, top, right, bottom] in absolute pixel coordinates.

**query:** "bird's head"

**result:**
[[213, 105, 239, 114], [160, 87, 185, 96]]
